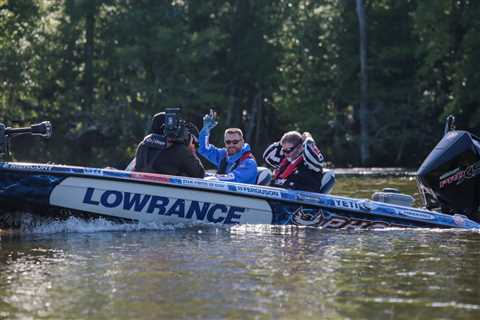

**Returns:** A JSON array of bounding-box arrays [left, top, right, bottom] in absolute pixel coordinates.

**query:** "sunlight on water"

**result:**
[[1, 225, 480, 319], [1, 174, 480, 319]]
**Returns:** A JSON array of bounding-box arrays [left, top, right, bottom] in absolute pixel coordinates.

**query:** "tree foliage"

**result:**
[[1, 0, 479, 168]]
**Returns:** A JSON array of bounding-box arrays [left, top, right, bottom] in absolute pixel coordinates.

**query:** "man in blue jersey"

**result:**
[[198, 110, 257, 184]]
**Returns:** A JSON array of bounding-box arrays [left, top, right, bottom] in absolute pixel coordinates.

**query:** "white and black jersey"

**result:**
[[302, 138, 325, 172], [262, 138, 327, 192], [262, 138, 325, 171], [262, 142, 282, 168]]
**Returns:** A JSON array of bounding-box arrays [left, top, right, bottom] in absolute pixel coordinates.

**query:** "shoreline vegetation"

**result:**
[[2, 1, 478, 169]]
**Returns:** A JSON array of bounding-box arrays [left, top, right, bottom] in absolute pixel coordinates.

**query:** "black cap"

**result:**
[[150, 112, 165, 134]]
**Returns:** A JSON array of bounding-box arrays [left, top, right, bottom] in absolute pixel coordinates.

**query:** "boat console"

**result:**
[[372, 188, 415, 207]]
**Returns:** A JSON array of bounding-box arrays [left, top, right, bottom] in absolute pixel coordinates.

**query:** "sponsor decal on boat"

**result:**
[[82, 187, 245, 224], [334, 199, 361, 210], [83, 168, 105, 176], [130, 172, 171, 183], [295, 193, 321, 203], [177, 178, 229, 190], [292, 207, 324, 226], [291, 207, 405, 229], [3, 163, 53, 171], [399, 210, 435, 220], [320, 217, 401, 229], [439, 160, 480, 189], [317, 196, 380, 212], [231, 185, 281, 198]]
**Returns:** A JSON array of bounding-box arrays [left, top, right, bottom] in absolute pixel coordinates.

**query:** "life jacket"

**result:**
[[134, 134, 168, 173], [272, 155, 325, 192], [217, 151, 255, 175], [273, 156, 304, 180]]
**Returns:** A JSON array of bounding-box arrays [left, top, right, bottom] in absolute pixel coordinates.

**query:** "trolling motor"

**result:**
[[0, 121, 52, 157], [417, 115, 480, 221]]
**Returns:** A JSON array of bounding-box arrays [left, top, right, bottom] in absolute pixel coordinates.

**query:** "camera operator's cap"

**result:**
[[150, 112, 166, 134]]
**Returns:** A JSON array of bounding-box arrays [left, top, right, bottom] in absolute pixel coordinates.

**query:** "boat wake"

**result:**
[[1, 210, 478, 237], [0, 211, 185, 234]]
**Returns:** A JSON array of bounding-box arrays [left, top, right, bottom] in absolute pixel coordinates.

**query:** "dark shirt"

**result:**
[[270, 161, 323, 192], [134, 134, 205, 178]]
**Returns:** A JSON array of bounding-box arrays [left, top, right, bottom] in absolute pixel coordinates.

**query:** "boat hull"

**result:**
[[1, 162, 479, 230]]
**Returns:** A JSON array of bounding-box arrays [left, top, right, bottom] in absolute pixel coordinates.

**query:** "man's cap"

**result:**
[[150, 112, 166, 134]]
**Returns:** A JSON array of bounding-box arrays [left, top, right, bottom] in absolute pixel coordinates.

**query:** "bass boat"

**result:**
[[0, 117, 479, 230]]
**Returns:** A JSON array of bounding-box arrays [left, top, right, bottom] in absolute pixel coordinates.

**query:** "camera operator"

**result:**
[[132, 110, 205, 178]]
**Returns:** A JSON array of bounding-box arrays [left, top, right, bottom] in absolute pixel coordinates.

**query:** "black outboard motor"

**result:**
[[416, 116, 480, 221]]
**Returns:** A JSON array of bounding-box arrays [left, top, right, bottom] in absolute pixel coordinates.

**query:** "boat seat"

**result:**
[[319, 169, 336, 194], [256, 166, 273, 185]]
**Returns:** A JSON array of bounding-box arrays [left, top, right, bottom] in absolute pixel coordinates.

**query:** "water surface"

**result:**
[[0, 175, 479, 320]]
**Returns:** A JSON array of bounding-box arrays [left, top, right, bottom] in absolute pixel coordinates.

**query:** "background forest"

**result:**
[[1, 0, 479, 169]]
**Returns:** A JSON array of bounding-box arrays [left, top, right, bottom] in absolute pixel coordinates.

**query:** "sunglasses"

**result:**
[[225, 139, 242, 145], [282, 142, 301, 154]]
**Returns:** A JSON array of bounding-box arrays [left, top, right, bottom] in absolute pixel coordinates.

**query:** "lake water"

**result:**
[[1, 175, 479, 320]]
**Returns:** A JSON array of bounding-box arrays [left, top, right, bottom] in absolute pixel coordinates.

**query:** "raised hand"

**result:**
[[302, 131, 313, 141], [202, 109, 218, 131], [302, 132, 315, 150]]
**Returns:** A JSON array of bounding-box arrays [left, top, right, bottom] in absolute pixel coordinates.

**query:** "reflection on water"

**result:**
[[1, 227, 480, 319], [0, 176, 479, 319]]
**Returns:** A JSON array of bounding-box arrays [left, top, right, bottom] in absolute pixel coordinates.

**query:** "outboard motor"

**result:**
[[416, 116, 480, 220]]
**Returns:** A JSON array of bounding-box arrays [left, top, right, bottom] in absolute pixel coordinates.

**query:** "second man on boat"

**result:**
[[198, 110, 258, 184]]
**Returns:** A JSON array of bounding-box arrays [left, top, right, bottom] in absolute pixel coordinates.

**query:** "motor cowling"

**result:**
[[416, 130, 480, 221]]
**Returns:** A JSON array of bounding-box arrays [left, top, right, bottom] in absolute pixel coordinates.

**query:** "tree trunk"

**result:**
[[225, 0, 251, 129], [83, 0, 96, 117], [226, 85, 239, 128], [356, 0, 369, 165], [254, 92, 264, 148], [246, 90, 262, 144]]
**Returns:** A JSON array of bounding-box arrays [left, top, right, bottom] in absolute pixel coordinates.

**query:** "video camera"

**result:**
[[164, 108, 190, 143]]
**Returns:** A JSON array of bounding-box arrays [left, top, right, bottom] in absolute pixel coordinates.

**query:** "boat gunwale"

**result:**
[[0, 161, 478, 228]]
